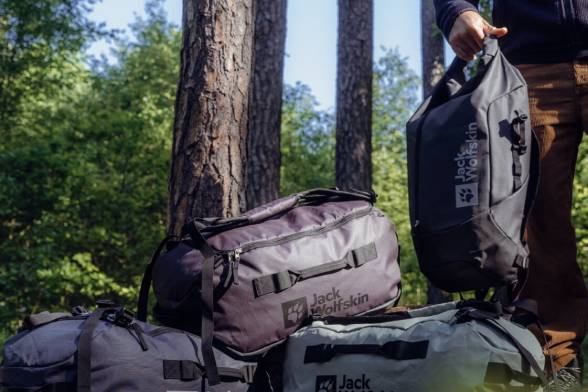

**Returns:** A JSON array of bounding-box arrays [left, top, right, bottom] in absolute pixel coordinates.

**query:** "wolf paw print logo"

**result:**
[[455, 183, 478, 208], [281, 297, 309, 328], [315, 376, 336, 392], [459, 187, 474, 202]]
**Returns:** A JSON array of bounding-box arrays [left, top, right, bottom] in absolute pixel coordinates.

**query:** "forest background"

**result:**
[[1, 0, 586, 348]]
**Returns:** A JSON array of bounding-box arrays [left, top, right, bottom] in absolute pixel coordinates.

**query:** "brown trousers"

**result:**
[[517, 62, 588, 370]]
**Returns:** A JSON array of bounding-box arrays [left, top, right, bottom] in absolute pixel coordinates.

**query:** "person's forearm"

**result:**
[[434, 0, 480, 39]]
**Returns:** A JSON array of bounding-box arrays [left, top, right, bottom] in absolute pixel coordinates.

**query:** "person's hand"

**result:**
[[448, 11, 508, 61]]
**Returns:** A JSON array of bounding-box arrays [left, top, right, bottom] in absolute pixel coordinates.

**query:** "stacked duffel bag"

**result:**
[[0, 301, 254, 392], [138, 187, 403, 386], [253, 300, 548, 392], [249, 38, 550, 391], [0, 188, 402, 391]]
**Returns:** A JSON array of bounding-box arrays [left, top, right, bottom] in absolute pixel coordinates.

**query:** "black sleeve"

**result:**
[[434, 0, 480, 39]]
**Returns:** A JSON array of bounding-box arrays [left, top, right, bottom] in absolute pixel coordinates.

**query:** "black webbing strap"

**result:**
[[485, 362, 543, 386], [484, 318, 549, 386], [184, 221, 220, 386], [137, 235, 177, 322], [456, 309, 548, 386], [162, 361, 255, 384], [253, 243, 377, 297], [511, 112, 528, 192], [217, 366, 256, 383], [304, 340, 429, 364], [77, 308, 108, 392], [163, 360, 204, 380]]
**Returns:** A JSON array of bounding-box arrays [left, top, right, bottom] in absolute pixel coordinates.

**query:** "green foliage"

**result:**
[[1, 0, 587, 352], [478, 0, 493, 23], [0, 0, 107, 134], [280, 48, 426, 304], [0, 1, 179, 335], [573, 142, 588, 278], [280, 82, 336, 194], [371, 48, 423, 305]]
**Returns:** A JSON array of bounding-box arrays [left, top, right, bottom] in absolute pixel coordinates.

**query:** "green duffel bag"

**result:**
[[253, 301, 548, 392]]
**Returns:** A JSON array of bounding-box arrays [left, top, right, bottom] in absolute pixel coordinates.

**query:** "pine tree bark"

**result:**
[[421, 0, 445, 98], [246, 0, 287, 209], [422, 0, 453, 304], [167, 0, 255, 235], [335, 0, 373, 191]]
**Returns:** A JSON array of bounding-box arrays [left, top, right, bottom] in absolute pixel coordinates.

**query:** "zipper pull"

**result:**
[[231, 248, 242, 286]]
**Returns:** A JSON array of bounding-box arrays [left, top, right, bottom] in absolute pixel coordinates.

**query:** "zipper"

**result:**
[[222, 206, 374, 285], [229, 247, 242, 285], [232, 206, 373, 254]]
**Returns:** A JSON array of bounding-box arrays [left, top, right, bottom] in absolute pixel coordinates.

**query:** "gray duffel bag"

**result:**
[[0, 302, 255, 392], [257, 301, 548, 392], [138, 188, 401, 385]]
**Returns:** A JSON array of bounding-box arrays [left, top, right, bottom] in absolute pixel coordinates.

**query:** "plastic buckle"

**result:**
[[113, 308, 135, 328], [71, 306, 89, 316], [511, 143, 527, 155], [102, 307, 135, 328]]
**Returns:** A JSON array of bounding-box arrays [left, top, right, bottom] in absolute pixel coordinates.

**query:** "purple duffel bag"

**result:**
[[137, 188, 401, 385]]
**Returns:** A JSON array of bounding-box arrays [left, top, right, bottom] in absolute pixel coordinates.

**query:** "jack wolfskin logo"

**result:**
[[455, 183, 479, 208], [310, 287, 369, 315], [454, 122, 480, 208], [315, 376, 337, 392], [315, 375, 378, 392], [281, 297, 308, 328]]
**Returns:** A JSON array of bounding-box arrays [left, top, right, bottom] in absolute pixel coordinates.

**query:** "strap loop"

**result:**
[[485, 362, 542, 386], [163, 360, 203, 381], [253, 243, 377, 297], [137, 235, 177, 321], [511, 112, 528, 192]]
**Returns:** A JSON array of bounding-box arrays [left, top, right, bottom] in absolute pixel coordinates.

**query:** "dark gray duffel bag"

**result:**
[[138, 188, 401, 385], [0, 303, 255, 392], [406, 37, 540, 293]]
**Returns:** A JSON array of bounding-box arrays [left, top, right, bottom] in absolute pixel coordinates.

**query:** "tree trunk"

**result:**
[[421, 0, 445, 98], [422, 0, 453, 304], [246, 0, 287, 209], [335, 0, 373, 191], [167, 0, 255, 235]]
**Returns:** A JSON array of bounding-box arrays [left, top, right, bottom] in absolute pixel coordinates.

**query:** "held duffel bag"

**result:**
[[137, 188, 401, 385], [254, 301, 548, 392], [0, 302, 255, 392], [406, 37, 539, 293]]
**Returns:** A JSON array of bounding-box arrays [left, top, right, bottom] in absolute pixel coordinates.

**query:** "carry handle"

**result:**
[[246, 188, 376, 223], [182, 188, 376, 239], [439, 36, 500, 99], [136, 235, 177, 322], [445, 36, 499, 80], [304, 341, 429, 364], [253, 243, 377, 297]]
